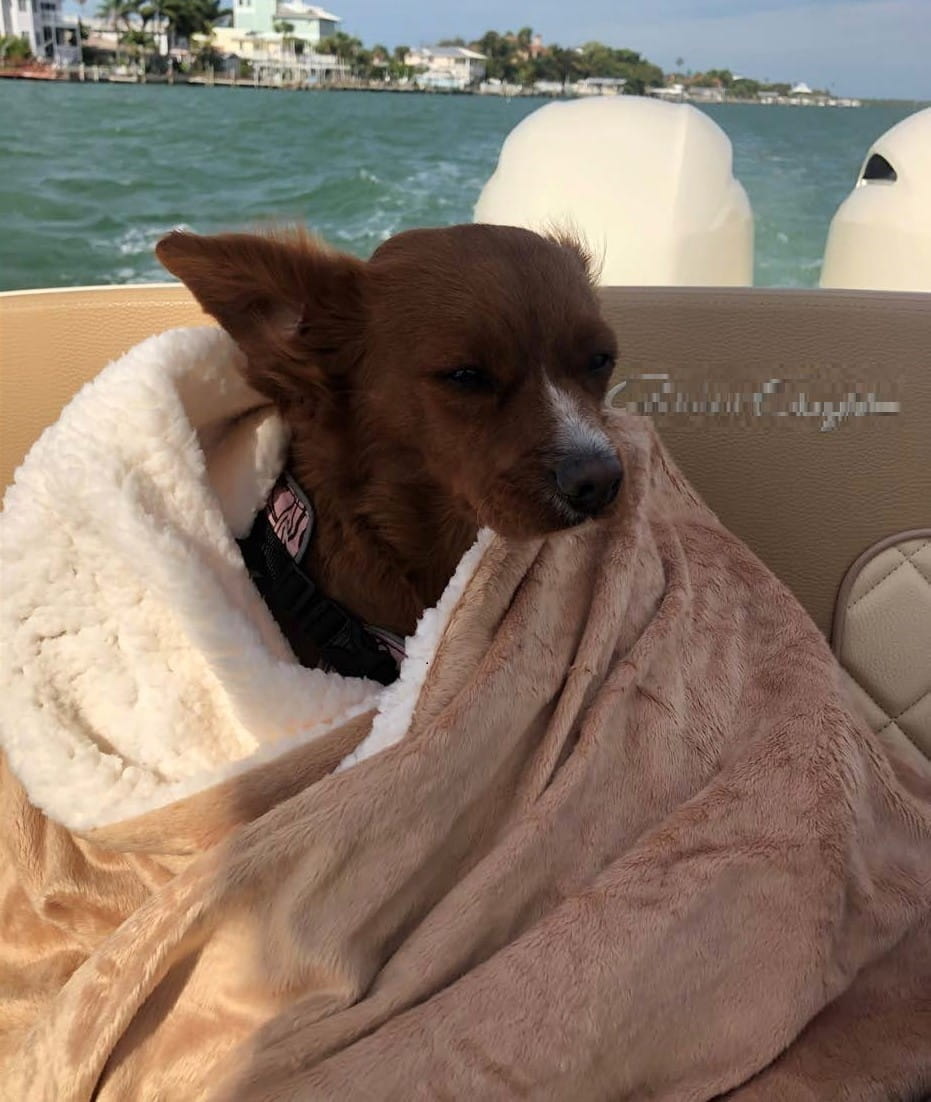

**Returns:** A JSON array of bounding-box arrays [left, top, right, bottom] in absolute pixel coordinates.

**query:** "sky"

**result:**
[[65, 0, 930, 100], [327, 0, 929, 100]]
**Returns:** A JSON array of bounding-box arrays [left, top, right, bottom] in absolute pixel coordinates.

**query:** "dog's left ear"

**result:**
[[156, 229, 365, 406], [545, 228, 599, 285]]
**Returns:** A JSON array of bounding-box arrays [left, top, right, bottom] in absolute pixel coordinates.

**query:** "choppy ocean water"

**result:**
[[0, 82, 922, 291]]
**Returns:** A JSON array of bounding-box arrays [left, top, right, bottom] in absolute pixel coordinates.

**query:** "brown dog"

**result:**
[[156, 224, 621, 677]]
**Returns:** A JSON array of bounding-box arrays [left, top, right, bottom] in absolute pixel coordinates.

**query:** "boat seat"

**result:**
[[2, 283, 929, 759]]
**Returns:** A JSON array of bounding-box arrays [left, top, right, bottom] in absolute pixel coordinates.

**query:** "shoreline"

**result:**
[[0, 68, 876, 106]]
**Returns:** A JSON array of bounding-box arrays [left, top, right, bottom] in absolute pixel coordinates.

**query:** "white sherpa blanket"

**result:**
[[0, 327, 489, 831]]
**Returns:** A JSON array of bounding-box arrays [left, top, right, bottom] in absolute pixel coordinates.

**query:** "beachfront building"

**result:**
[[212, 0, 344, 77], [575, 76, 627, 96], [0, 0, 80, 64], [228, 0, 338, 46], [213, 0, 340, 71], [649, 82, 686, 102], [207, 24, 349, 82], [686, 84, 725, 103], [406, 45, 486, 90]]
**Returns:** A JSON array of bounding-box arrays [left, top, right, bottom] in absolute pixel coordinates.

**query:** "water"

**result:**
[[0, 82, 921, 291]]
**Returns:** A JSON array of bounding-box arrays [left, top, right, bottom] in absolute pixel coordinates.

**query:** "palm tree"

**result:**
[[549, 45, 578, 88], [158, 0, 230, 54], [75, 0, 87, 59], [387, 44, 411, 82], [96, 0, 161, 67], [317, 31, 362, 62], [273, 18, 303, 57], [96, 0, 134, 32]]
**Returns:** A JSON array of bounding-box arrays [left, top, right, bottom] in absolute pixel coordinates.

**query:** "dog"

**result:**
[[156, 224, 622, 682]]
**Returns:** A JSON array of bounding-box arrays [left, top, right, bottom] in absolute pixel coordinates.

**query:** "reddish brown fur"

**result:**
[[156, 224, 620, 639]]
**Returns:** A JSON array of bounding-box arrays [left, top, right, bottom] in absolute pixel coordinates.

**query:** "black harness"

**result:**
[[237, 473, 403, 686]]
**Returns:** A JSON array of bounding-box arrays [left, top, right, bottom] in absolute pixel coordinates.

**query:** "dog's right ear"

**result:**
[[155, 229, 365, 406]]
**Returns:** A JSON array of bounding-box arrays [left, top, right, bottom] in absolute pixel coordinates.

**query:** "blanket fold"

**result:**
[[1, 327, 929, 1101]]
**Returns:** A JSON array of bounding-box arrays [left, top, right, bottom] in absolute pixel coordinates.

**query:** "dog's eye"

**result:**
[[438, 366, 495, 392], [588, 353, 615, 376]]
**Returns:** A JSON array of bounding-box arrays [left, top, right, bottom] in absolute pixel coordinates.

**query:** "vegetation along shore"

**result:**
[[0, 11, 865, 106]]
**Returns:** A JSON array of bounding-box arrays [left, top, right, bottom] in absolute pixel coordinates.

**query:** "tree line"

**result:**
[[331, 30, 818, 96], [3, 8, 810, 95], [466, 29, 663, 94], [312, 27, 664, 94], [309, 28, 794, 97]]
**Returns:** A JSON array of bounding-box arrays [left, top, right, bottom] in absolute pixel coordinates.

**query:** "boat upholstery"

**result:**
[[1, 282, 929, 757], [832, 531, 931, 760]]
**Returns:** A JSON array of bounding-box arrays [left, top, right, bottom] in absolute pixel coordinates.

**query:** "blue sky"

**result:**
[[67, 0, 930, 99], [329, 0, 929, 99]]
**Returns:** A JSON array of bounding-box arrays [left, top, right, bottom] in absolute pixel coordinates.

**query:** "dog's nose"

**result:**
[[555, 454, 623, 516]]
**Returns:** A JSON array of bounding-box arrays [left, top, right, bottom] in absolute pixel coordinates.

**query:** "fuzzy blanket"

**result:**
[[1, 327, 929, 1102]]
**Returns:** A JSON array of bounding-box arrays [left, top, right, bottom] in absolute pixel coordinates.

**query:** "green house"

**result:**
[[232, 0, 340, 45]]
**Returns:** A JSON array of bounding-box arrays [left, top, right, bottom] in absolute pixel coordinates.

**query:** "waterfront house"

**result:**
[[649, 82, 686, 102], [685, 84, 725, 102], [227, 0, 338, 47], [532, 79, 565, 95], [212, 0, 344, 77], [0, 0, 80, 64], [207, 25, 349, 83], [575, 76, 627, 96], [406, 45, 486, 90]]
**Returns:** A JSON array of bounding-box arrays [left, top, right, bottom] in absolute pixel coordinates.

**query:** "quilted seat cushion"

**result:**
[[833, 532, 931, 759]]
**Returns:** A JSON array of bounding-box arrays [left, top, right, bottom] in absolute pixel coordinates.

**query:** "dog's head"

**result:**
[[156, 224, 622, 539]]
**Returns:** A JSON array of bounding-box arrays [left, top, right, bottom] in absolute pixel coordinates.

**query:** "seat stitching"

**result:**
[[876, 688, 930, 735], [841, 664, 893, 729], [846, 545, 931, 612]]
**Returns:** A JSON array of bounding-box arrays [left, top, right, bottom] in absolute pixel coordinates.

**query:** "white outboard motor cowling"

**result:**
[[474, 96, 753, 286], [820, 107, 931, 292]]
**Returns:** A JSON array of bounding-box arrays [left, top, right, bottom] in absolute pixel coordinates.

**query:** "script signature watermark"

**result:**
[[607, 374, 901, 432]]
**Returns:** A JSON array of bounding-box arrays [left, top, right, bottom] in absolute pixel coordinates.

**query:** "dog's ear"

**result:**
[[544, 226, 601, 285], [155, 229, 365, 406]]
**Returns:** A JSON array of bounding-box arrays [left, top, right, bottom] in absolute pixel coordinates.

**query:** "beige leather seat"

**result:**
[[2, 284, 929, 757]]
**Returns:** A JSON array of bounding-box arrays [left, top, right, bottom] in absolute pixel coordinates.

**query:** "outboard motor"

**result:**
[[820, 107, 931, 291], [474, 96, 753, 286]]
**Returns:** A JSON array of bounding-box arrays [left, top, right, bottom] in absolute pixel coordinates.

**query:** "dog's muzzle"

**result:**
[[554, 453, 623, 516]]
